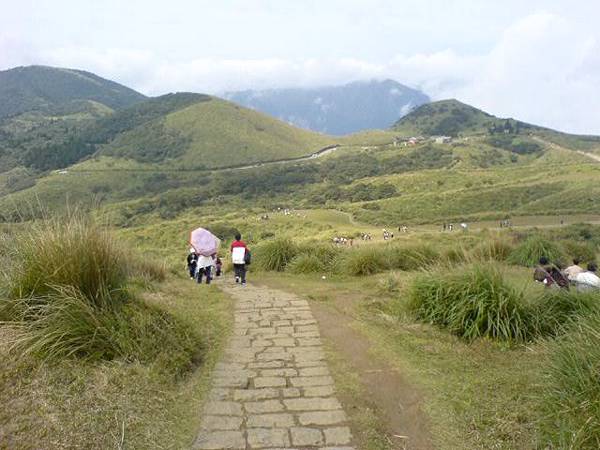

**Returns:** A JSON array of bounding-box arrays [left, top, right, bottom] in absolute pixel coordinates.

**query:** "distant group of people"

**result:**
[[534, 257, 600, 291], [441, 223, 468, 232], [333, 236, 353, 246], [186, 233, 250, 286], [383, 229, 394, 240]]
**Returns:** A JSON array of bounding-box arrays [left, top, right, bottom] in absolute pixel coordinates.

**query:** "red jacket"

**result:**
[[230, 240, 247, 252]]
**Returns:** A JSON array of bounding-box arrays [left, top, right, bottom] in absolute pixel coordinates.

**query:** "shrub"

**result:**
[[0, 214, 199, 374], [440, 246, 471, 265], [297, 244, 340, 272], [408, 264, 534, 341], [560, 240, 597, 265], [4, 214, 128, 305], [508, 235, 564, 267], [386, 244, 440, 270], [471, 238, 514, 261], [339, 246, 389, 276], [254, 237, 298, 271], [287, 254, 325, 274], [540, 313, 600, 449], [534, 290, 600, 336]]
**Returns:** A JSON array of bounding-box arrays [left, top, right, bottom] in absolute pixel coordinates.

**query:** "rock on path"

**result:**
[[194, 282, 355, 450]]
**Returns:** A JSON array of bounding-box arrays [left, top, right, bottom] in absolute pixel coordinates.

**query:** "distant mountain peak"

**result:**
[[0, 65, 146, 119], [392, 99, 523, 137], [225, 79, 429, 135]]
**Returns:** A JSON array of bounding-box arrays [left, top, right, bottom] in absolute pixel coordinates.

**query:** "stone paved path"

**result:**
[[193, 282, 355, 450]]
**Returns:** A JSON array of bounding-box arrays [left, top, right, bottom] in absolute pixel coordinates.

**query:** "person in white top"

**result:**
[[575, 262, 600, 292], [564, 258, 584, 281], [196, 254, 215, 285]]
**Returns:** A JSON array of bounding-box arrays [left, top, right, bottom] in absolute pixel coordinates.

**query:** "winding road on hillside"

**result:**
[[533, 136, 600, 163], [66, 145, 342, 175]]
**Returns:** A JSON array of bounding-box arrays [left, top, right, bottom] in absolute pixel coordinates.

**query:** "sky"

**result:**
[[1, 0, 600, 134]]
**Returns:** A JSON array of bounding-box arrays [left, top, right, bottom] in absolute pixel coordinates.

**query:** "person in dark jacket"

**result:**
[[187, 248, 198, 279]]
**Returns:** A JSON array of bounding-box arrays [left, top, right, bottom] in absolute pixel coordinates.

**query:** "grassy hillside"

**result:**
[[100, 97, 333, 168], [392, 99, 539, 137], [0, 65, 146, 119]]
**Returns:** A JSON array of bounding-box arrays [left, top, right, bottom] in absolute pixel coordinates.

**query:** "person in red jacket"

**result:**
[[230, 233, 249, 285]]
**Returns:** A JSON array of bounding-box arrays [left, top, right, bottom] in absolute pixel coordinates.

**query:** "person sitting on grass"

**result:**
[[231, 233, 249, 285], [533, 256, 568, 288], [575, 262, 600, 292], [564, 258, 584, 282]]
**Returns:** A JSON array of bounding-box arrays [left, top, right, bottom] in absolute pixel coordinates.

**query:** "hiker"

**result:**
[[231, 233, 249, 285], [533, 257, 568, 289], [533, 256, 555, 287], [196, 253, 214, 285], [564, 258, 584, 282], [187, 248, 198, 280], [575, 262, 600, 292], [215, 255, 223, 277]]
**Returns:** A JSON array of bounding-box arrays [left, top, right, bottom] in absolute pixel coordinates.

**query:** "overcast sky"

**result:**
[[2, 0, 600, 134]]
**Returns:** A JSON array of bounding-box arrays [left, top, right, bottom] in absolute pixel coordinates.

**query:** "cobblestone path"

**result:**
[[193, 283, 355, 449]]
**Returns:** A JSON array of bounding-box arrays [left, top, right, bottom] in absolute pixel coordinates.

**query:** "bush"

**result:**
[[534, 290, 600, 336], [508, 235, 564, 267], [386, 244, 440, 270], [339, 246, 389, 276], [287, 254, 325, 274], [560, 240, 597, 264], [4, 214, 129, 304], [297, 244, 340, 272], [408, 264, 534, 341], [254, 237, 298, 271], [0, 214, 198, 374], [471, 238, 514, 261], [540, 313, 600, 449]]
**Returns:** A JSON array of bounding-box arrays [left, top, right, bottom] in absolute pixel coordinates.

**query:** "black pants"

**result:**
[[234, 264, 246, 283], [197, 266, 212, 284]]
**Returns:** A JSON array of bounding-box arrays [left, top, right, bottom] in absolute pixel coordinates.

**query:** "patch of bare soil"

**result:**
[[311, 300, 434, 450]]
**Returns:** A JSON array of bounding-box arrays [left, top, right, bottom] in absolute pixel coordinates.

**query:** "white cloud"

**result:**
[[454, 12, 600, 134], [2, 8, 600, 134]]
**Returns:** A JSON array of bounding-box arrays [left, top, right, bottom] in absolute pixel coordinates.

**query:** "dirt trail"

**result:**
[[257, 282, 434, 450], [310, 301, 434, 450], [533, 136, 600, 163]]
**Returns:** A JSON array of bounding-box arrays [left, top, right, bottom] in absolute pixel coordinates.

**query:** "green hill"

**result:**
[[99, 96, 334, 168], [392, 99, 539, 137], [0, 65, 146, 119]]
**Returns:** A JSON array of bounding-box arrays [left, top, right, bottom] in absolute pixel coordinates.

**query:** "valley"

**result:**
[[1, 65, 600, 450]]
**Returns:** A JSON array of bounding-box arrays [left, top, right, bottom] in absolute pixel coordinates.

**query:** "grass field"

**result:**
[[0, 276, 232, 449], [257, 271, 543, 449]]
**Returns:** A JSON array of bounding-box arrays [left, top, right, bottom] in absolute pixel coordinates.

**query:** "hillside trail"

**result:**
[[194, 278, 433, 450], [533, 136, 600, 163], [193, 280, 356, 449], [68, 145, 342, 175]]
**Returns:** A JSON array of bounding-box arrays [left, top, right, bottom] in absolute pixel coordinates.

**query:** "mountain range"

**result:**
[[1, 64, 600, 225], [225, 79, 429, 135]]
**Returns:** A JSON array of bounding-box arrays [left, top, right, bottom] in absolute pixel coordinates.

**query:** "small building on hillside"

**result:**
[[433, 136, 452, 144]]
